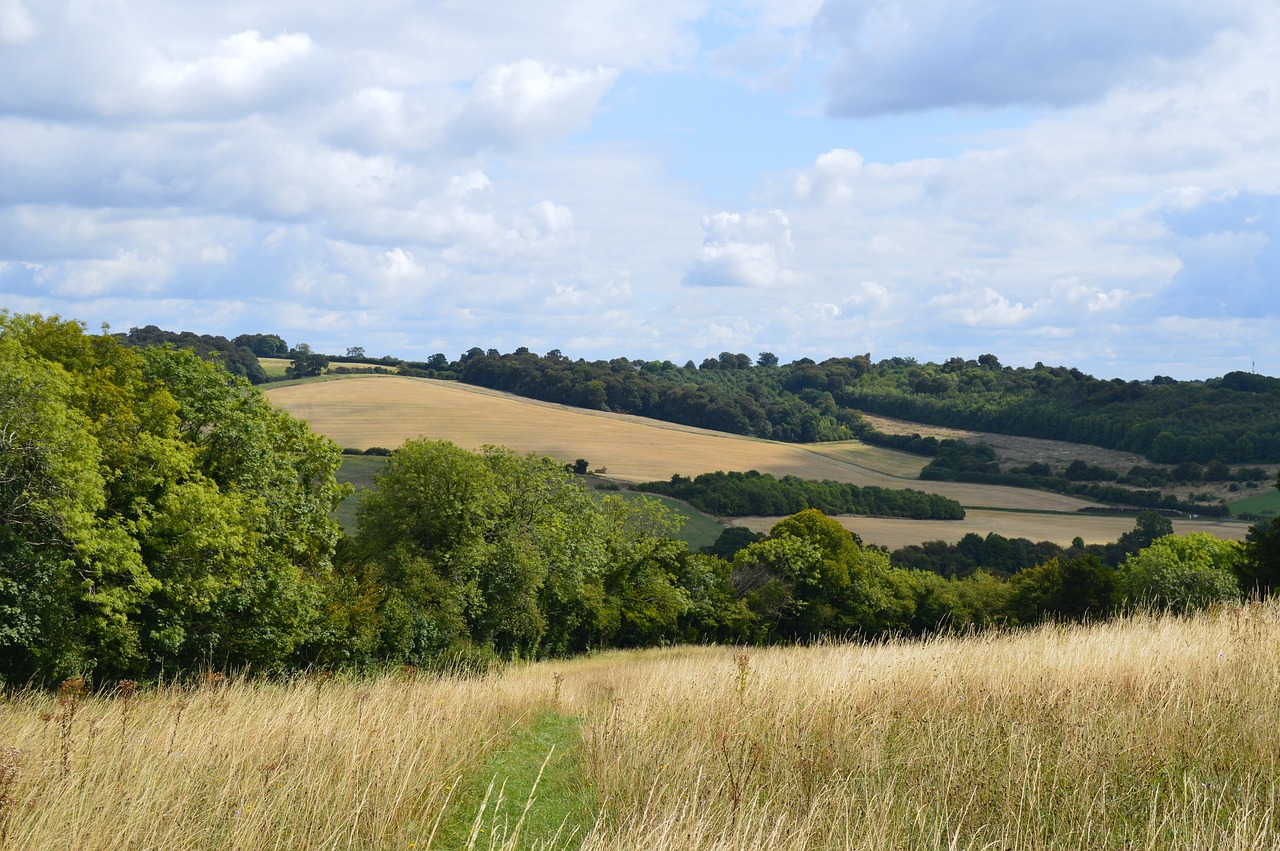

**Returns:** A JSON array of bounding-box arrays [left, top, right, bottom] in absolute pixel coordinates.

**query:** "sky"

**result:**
[[1, 0, 1278, 380]]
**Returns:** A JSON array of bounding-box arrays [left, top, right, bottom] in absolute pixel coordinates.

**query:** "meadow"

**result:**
[[271, 376, 1252, 548], [6, 602, 1280, 849]]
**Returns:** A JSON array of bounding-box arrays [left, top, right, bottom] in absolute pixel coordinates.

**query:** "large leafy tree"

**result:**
[[1118, 532, 1241, 613], [1238, 475, 1280, 596], [339, 439, 689, 662], [0, 313, 348, 682]]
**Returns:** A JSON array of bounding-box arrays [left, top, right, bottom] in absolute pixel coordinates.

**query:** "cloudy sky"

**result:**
[[2, 0, 1277, 379]]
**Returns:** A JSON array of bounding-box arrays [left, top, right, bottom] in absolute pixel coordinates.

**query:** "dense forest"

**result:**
[[6, 314, 1280, 685]]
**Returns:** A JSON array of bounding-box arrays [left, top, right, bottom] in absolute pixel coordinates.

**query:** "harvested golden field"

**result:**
[[9, 604, 1280, 849], [266, 376, 1097, 512], [731, 508, 1253, 550]]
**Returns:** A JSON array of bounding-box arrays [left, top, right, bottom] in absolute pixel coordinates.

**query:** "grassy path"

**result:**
[[432, 712, 596, 850]]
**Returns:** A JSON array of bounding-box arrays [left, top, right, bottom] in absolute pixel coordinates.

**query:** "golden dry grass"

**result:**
[[9, 604, 1280, 849], [265, 376, 1097, 512], [564, 602, 1280, 849], [730, 509, 1252, 549], [0, 668, 566, 850]]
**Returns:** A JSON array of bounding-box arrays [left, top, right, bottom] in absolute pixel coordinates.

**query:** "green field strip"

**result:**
[[331, 455, 391, 533], [431, 712, 596, 850], [1229, 487, 1280, 517], [606, 490, 725, 549]]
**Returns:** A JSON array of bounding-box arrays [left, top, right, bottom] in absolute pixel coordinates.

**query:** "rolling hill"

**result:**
[[266, 375, 1252, 547]]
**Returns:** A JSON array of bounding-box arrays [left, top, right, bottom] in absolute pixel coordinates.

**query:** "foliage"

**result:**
[[415, 348, 1280, 464], [286, 343, 330, 379], [326, 440, 696, 663], [120, 324, 267, 384], [1007, 555, 1120, 624], [0, 313, 348, 683], [232, 332, 288, 358], [636, 470, 965, 519], [1238, 476, 1280, 595], [1118, 533, 1241, 613]]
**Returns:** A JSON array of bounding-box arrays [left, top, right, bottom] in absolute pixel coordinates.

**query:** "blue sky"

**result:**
[[1, 0, 1277, 379]]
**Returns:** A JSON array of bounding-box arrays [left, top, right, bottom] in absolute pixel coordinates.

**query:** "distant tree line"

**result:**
[[119, 325, 269, 384], [635, 470, 965, 519]]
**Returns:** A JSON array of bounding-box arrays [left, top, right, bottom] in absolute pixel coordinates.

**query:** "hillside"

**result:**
[[265, 375, 1097, 512], [265, 375, 1253, 548]]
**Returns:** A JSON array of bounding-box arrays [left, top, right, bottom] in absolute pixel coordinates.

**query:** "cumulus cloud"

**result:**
[[927, 287, 1040, 327], [4, 0, 1280, 379], [34, 250, 174, 298], [133, 30, 321, 118], [813, 0, 1255, 115], [841, 280, 890, 312], [794, 148, 863, 203], [445, 59, 619, 153], [684, 209, 795, 288]]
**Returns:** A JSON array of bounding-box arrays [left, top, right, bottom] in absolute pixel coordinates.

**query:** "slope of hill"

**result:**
[[266, 375, 1100, 513]]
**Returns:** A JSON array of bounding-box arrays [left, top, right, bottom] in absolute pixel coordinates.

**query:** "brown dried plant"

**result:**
[[56, 677, 86, 777], [0, 747, 18, 845]]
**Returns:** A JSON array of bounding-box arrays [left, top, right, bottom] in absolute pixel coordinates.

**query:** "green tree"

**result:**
[[1007, 555, 1119, 624], [346, 440, 686, 661], [1118, 533, 1241, 613], [0, 314, 349, 682], [287, 343, 329, 378], [1238, 476, 1280, 596]]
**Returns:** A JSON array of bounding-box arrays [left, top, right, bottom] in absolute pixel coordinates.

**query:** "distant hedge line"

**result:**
[[635, 470, 965, 520]]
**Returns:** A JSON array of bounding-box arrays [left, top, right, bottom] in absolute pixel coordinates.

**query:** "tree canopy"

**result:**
[[0, 313, 349, 683]]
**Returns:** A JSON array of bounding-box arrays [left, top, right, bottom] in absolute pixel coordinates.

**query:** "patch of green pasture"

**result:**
[[1230, 486, 1280, 518], [332, 455, 390, 533], [258, 357, 292, 379], [608, 490, 726, 550], [432, 712, 595, 850]]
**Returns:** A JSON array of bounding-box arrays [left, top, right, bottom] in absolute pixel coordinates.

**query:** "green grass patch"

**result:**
[[332, 455, 390, 533], [609, 490, 726, 550], [1230, 486, 1280, 518], [258, 357, 292, 378], [434, 712, 595, 850]]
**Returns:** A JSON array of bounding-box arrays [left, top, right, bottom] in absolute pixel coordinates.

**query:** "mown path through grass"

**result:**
[[432, 712, 596, 850]]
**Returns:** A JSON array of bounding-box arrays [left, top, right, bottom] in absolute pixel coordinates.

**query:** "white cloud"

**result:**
[[794, 148, 863, 203], [927, 287, 1040, 328], [133, 30, 319, 117], [684, 209, 795, 287], [35, 250, 174, 298], [3, 0, 1280, 380], [445, 59, 620, 152]]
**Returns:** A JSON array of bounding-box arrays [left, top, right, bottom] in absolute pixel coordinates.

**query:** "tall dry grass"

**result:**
[[4, 604, 1280, 849], [565, 603, 1280, 850], [0, 667, 564, 849]]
